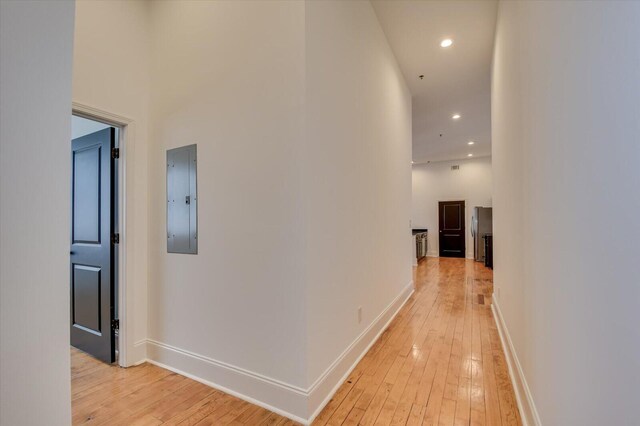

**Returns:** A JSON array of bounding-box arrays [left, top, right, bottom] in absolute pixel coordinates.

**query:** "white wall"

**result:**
[[73, 0, 151, 365], [492, 1, 640, 425], [0, 1, 75, 424], [304, 0, 413, 404], [412, 157, 492, 258], [146, 0, 308, 411]]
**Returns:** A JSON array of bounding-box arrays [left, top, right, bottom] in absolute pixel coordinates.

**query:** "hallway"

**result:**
[[71, 258, 520, 425]]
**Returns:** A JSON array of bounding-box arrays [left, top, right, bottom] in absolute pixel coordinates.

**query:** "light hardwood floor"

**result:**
[[71, 257, 521, 425], [71, 348, 297, 425], [313, 258, 521, 426]]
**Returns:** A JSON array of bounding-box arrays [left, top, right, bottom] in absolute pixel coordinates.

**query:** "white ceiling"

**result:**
[[371, 0, 497, 163]]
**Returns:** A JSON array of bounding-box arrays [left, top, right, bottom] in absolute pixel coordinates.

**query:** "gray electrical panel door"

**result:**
[[167, 144, 197, 254]]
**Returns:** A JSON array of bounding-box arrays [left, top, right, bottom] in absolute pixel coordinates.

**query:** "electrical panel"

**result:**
[[167, 144, 197, 254]]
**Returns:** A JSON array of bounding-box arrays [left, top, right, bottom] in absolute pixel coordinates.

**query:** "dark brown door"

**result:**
[[439, 200, 465, 258], [70, 128, 116, 363]]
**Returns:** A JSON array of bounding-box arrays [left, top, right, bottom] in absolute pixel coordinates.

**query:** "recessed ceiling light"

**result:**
[[440, 38, 453, 48], [452, 114, 461, 120], [411, 161, 415, 164], [468, 141, 475, 145], [468, 153, 473, 157]]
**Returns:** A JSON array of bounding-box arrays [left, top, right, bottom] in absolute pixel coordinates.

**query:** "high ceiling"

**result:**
[[371, 0, 497, 163]]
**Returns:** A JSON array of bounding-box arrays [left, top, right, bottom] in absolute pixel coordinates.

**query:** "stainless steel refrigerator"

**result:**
[[472, 207, 493, 262]]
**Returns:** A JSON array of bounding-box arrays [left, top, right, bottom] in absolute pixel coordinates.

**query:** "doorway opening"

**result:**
[[438, 200, 466, 258], [70, 113, 123, 364]]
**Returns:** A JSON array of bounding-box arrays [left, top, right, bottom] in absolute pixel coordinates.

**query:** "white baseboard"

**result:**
[[128, 339, 148, 366], [145, 339, 309, 423], [145, 355, 309, 424], [143, 280, 414, 425], [491, 298, 542, 426]]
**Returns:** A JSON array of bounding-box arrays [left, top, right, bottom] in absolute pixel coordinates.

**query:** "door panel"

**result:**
[[439, 200, 466, 258], [72, 145, 101, 243], [72, 265, 102, 333], [443, 204, 462, 230], [70, 128, 115, 363]]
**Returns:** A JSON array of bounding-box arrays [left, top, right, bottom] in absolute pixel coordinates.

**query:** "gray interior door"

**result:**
[[70, 128, 115, 363]]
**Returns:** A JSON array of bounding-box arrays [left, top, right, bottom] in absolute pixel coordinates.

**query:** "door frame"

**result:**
[[72, 102, 132, 367], [437, 199, 467, 258]]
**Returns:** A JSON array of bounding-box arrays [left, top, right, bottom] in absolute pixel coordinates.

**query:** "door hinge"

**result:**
[[111, 319, 119, 331], [111, 233, 120, 244], [111, 147, 120, 159]]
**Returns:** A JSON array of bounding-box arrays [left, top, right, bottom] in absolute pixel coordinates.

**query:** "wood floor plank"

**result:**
[[437, 398, 456, 426], [313, 369, 363, 425], [373, 353, 418, 425], [422, 293, 458, 425], [453, 276, 474, 426], [162, 391, 226, 425], [126, 380, 215, 424], [480, 305, 502, 426], [359, 382, 393, 425], [173, 393, 233, 425], [406, 403, 426, 426], [326, 387, 364, 426], [470, 304, 486, 426]]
